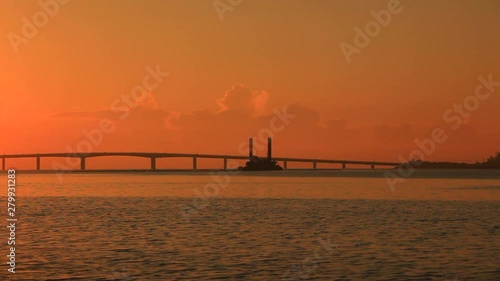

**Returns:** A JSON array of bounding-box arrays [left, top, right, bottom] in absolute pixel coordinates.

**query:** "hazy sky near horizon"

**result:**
[[1, 0, 499, 168]]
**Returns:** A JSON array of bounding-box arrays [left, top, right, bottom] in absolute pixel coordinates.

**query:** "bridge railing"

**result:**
[[0, 152, 400, 171]]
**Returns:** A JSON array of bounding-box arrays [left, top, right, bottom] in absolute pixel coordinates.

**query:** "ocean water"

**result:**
[[5, 170, 500, 280]]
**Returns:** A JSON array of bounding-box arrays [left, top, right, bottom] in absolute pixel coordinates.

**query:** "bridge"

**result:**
[[0, 152, 401, 171]]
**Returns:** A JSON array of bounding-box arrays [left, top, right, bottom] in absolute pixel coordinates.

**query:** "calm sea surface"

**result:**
[[4, 170, 500, 280]]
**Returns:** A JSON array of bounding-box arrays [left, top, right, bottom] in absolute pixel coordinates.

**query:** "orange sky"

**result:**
[[1, 0, 499, 169]]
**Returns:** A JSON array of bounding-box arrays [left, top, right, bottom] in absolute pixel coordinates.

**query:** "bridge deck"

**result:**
[[0, 152, 401, 170]]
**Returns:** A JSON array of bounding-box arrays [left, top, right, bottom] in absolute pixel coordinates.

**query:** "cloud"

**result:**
[[49, 107, 113, 119], [136, 90, 161, 110], [48, 91, 165, 121], [29, 83, 493, 162], [216, 84, 269, 116], [373, 123, 413, 142], [166, 90, 353, 156]]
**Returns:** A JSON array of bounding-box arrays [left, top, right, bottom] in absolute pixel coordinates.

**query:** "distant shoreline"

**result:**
[[414, 163, 500, 169], [3, 169, 499, 180], [3, 167, 500, 173], [2, 167, 500, 174], [4, 168, 345, 174]]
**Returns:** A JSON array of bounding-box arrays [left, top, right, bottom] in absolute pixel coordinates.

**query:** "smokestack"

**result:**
[[267, 138, 272, 159], [249, 138, 253, 158]]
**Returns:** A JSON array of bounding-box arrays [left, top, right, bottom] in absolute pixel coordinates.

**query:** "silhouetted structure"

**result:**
[[249, 138, 253, 158], [268, 138, 272, 159], [238, 137, 283, 171], [0, 152, 401, 171], [411, 152, 500, 169]]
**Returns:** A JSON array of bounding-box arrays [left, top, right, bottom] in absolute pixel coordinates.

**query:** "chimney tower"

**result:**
[[267, 138, 272, 159], [249, 138, 254, 158]]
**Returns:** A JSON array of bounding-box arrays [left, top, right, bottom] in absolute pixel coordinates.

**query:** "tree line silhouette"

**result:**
[[410, 152, 500, 169]]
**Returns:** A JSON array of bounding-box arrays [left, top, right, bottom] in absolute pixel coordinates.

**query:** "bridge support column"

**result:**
[[80, 157, 86, 170], [151, 157, 156, 170], [371, 163, 375, 169], [36, 156, 41, 171], [193, 156, 197, 170], [342, 163, 346, 169], [223, 158, 227, 170], [2, 158, 5, 171], [313, 161, 317, 169], [283, 160, 287, 170]]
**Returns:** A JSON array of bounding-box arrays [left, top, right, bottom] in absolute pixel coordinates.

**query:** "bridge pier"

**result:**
[[151, 157, 156, 170], [80, 157, 86, 170], [0, 153, 402, 172]]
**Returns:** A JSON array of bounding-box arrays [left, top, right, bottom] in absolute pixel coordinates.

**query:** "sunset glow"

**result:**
[[1, 0, 499, 169]]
